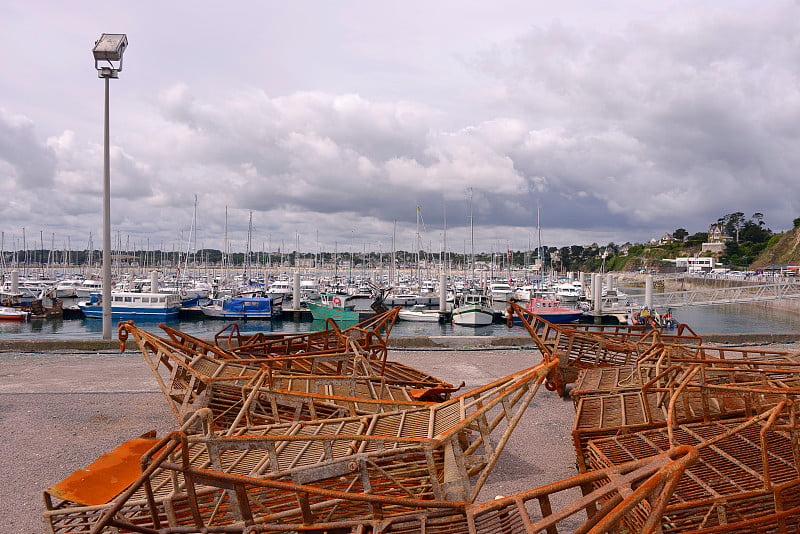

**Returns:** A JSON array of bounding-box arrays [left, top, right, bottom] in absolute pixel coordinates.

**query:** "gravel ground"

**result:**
[[1, 343, 580, 533]]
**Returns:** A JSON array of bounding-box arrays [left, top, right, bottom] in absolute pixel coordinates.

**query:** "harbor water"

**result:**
[[2, 301, 800, 340]]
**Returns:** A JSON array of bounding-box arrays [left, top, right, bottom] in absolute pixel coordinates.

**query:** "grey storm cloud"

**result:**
[[0, 109, 57, 190], [2, 1, 800, 252]]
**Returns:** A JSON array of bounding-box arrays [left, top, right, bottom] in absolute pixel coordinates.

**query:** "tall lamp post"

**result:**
[[92, 33, 128, 339]]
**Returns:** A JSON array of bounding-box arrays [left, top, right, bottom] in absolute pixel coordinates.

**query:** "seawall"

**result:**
[[2, 332, 799, 352]]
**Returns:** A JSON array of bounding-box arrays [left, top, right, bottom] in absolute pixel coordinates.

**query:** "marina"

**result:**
[[3, 297, 800, 341]]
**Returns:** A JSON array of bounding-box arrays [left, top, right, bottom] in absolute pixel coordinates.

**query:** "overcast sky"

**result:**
[[2, 1, 799, 256]]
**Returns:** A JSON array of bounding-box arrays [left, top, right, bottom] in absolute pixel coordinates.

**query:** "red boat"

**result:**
[[512, 297, 583, 324], [0, 306, 30, 321]]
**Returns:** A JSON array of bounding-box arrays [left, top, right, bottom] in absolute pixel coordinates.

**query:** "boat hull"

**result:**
[[305, 301, 361, 321], [398, 310, 441, 322], [79, 306, 180, 321], [0, 307, 30, 321], [451, 307, 494, 326], [519, 311, 583, 324]]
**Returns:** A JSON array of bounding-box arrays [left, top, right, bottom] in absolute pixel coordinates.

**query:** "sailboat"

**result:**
[[450, 190, 494, 326]]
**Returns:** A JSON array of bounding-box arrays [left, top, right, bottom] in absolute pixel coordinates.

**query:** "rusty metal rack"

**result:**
[[155, 307, 400, 364], [53, 444, 696, 534], [216, 307, 400, 362], [119, 322, 455, 427], [127, 321, 445, 388], [43, 361, 556, 534], [571, 360, 800, 472], [585, 400, 800, 533], [507, 301, 676, 396], [571, 346, 800, 408]]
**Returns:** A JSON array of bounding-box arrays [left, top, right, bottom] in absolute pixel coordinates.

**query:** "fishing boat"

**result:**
[[77, 291, 182, 321], [451, 294, 494, 326], [398, 304, 442, 322], [200, 296, 278, 319], [305, 299, 360, 321], [517, 297, 582, 324], [306, 292, 381, 321], [0, 306, 30, 321]]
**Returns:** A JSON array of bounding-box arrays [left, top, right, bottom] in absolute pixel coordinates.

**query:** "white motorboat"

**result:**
[[488, 283, 514, 302], [299, 280, 321, 302], [75, 279, 103, 298], [554, 282, 583, 302], [266, 279, 294, 301], [54, 279, 84, 298], [398, 304, 441, 322]]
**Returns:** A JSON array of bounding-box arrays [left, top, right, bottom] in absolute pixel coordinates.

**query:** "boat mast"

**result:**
[[223, 206, 228, 287], [391, 220, 396, 288], [416, 206, 420, 289], [442, 202, 447, 281], [469, 189, 474, 289], [537, 203, 543, 287]]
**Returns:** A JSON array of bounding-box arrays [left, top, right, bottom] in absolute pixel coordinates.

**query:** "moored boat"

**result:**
[[451, 294, 494, 326], [201, 296, 277, 319], [306, 292, 382, 321], [516, 297, 582, 324], [398, 304, 442, 322], [0, 306, 30, 321], [78, 291, 182, 321]]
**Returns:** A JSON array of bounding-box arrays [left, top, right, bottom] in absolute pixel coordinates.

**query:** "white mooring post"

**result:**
[[150, 270, 159, 293], [645, 274, 653, 308], [293, 272, 301, 311], [440, 273, 447, 312], [592, 273, 602, 319]]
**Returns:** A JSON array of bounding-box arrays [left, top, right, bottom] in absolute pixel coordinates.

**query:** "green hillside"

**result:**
[[752, 225, 800, 268]]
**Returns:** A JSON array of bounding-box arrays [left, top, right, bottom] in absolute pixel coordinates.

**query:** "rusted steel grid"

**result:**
[[585, 400, 800, 532], [537, 319, 703, 346], [639, 342, 800, 366], [142, 320, 446, 387], [507, 302, 659, 395], [571, 362, 800, 473], [144, 446, 696, 534], [215, 307, 400, 363], [47, 428, 695, 534], [571, 350, 800, 407], [119, 322, 454, 424], [43, 361, 556, 533]]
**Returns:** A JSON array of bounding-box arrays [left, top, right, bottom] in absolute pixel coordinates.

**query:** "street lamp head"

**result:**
[[93, 33, 128, 78]]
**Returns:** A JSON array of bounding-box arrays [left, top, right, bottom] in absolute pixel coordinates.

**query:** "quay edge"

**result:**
[[1, 333, 800, 352]]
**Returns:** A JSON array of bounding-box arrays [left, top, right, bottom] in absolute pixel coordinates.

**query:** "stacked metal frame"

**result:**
[[572, 358, 800, 472], [59, 444, 696, 534], [43, 360, 556, 533], [153, 307, 400, 365], [507, 301, 704, 395], [119, 321, 456, 429], [585, 400, 800, 533]]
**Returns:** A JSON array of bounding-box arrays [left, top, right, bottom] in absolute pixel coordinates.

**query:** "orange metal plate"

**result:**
[[46, 436, 159, 506]]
